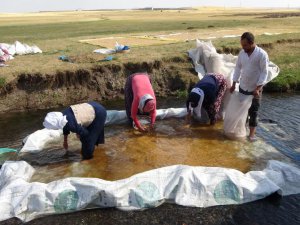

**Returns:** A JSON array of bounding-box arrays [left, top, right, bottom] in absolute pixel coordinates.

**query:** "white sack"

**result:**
[[223, 92, 253, 139], [93, 49, 116, 54], [20, 129, 63, 153], [0, 160, 299, 222]]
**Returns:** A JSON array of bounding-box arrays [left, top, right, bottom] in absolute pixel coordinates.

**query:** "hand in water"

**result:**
[[186, 112, 192, 124], [148, 124, 155, 132], [138, 126, 146, 133]]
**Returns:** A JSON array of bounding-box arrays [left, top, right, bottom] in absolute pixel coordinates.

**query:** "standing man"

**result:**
[[230, 32, 269, 141]]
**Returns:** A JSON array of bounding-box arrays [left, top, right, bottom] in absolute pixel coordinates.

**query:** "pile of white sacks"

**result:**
[[2, 40, 297, 223], [0, 41, 42, 62], [188, 39, 280, 138]]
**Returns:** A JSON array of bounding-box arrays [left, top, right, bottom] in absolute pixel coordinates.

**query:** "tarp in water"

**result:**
[[0, 160, 299, 222], [20, 108, 188, 153]]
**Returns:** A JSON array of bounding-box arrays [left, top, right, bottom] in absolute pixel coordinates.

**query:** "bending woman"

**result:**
[[186, 73, 227, 125], [43, 101, 107, 159], [124, 72, 157, 132]]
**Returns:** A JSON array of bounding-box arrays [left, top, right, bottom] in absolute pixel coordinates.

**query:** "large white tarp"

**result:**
[[20, 108, 188, 153], [188, 40, 280, 138], [0, 160, 299, 222]]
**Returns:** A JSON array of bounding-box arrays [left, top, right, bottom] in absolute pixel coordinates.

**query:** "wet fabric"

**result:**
[[63, 101, 107, 159]]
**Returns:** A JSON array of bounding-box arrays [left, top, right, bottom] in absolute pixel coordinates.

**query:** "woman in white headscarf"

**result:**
[[43, 101, 107, 160], [124, 72, 157, 132], [186, 73, 227, 125]]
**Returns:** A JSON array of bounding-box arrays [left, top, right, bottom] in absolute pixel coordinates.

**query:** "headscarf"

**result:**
[[138, 94, 154, 113], [188, 92, 200, 108], [189, 88, 205, 118], [43, 112, 68, 130], [143, 99, 155, 113]]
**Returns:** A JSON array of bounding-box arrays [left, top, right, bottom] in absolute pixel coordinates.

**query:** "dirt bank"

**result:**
[[0, 49, 299, 113], [0, 57, 197, 113]]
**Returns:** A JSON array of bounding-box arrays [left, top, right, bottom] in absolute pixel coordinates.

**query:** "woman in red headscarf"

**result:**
[[124, 72, 157, 132]]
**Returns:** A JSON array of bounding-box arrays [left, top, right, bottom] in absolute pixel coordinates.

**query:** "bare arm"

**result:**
[[131, 98, 145, 132], [63, 135, 68, 150]]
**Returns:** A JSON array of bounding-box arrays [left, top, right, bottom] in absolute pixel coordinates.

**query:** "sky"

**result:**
[[0, 0, 299, 13]]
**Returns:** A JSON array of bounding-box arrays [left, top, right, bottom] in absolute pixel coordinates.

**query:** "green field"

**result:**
[[0, 8, 299, 90]]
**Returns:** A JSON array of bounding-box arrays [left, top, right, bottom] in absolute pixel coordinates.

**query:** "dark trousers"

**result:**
[[81, 102, 107, 159], [124, 74, 136, 125], [248, 95, 261, 127]]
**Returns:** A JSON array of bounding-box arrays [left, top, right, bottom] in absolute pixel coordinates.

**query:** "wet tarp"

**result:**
[[0, 160, 299, 222]]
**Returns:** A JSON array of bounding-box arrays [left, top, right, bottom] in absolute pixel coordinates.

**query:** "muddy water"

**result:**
[[0, 95, 299, 184], [28, 120, 253, 182]]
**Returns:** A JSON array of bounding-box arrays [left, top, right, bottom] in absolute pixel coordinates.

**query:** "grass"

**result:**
[[0, 19, 263, 42], [0, 8, 299, 90], [0, 77, 6, 88], [268, 42, 300, 90], [176, 90, 188, 98]]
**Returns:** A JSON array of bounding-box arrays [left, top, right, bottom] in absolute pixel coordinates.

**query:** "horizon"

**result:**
[[1, 0, 300, 13]]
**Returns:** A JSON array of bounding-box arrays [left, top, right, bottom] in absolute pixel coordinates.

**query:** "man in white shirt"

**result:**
[[230, 32, 269, 141]]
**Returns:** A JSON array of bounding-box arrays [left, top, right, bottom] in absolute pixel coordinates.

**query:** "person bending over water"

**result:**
[[124, 72, 157, 132], [186, 73, 227, 125], [43, 101, 107, 160]]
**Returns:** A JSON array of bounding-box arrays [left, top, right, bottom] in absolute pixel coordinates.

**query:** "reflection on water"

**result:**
[[259, 94, 300, 157], [0, 95, 299, 183]]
